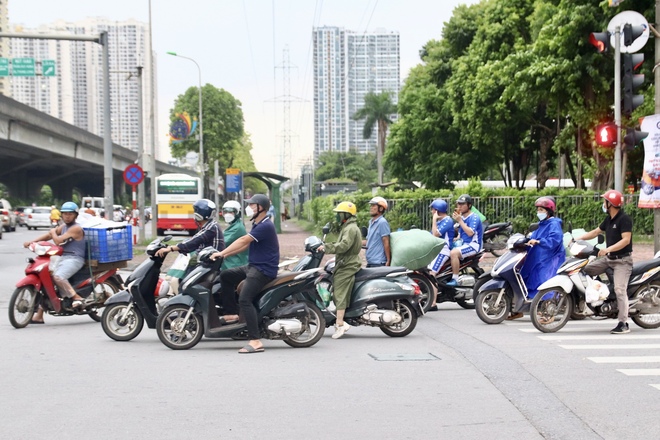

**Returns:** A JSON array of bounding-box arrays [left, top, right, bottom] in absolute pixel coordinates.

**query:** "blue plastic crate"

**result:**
[[84, 225, 132, 263]]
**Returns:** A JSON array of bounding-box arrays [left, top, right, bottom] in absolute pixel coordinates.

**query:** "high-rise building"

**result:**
[[7, 18, 159, 157], [312, 26, 399, 160], [0, 0, 9, 96]]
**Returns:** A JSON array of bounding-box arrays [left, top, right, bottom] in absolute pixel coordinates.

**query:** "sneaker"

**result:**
[[332, 322, 351, 339], [445, 279, 458, 287], [610, 321, 630, 334]]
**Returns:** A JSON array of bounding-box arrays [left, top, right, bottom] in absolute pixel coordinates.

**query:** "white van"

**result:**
[[81, 196, 104, 216]]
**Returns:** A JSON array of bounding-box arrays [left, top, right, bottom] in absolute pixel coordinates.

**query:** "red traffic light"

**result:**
[[595, 123, 617, 147], [590, 32, 610, 53]]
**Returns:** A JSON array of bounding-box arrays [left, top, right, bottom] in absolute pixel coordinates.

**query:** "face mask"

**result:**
[[336, 213, 343, 223], [537, 212, 547, 221], [602, 203, 607, 213], [223, 213, 235, 224], [245, 206, 254, 218]]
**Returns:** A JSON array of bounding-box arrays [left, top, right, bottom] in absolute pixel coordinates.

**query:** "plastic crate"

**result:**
[[84, 225, 132, 263]]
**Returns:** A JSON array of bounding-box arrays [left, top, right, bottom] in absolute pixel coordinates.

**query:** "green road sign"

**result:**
[[42, 59, 56, 77], [12, 58, 35, 76], [0, 58, 8, 77]]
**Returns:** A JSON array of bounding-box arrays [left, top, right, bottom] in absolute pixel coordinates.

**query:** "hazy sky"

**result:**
[[8, 0, 479, 176]]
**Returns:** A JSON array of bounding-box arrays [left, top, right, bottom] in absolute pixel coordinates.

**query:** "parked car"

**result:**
[[15, 206, 29, 227], [0, 199, 17, 232], [25, 206, 53, 230]]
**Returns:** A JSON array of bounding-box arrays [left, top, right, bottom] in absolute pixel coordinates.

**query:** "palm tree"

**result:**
[[352, 91, 397, 185]]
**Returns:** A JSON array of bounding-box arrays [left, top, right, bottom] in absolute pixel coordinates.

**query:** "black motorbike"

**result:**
[[101, 236, 177, 341], [317, 259, 423, 337], [155, 247, 326, 350], [482, 221, 512, 257]]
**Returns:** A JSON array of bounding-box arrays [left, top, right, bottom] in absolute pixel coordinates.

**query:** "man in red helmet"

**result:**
[[577, 190, 633, 334]]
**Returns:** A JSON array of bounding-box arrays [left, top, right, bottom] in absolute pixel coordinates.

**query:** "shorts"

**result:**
[[428, 246, 451, 272], [456, 242, 480, 260], [54, 256, 85, 280]]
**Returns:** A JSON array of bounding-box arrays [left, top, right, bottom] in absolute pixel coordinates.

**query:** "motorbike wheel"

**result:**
[[530, 288, 573, 333], [9, 286, 39, 329], [488, 232, 510, 257], [409, 273, 436, 313], [631, 281, 660, 329], [380, 300, 418, 337], [282, 300, 326, 348], [88, 278, 123, 322], [101, 302, 144, 341], [156, 305, 203, 350], [475, 288, 511, 324]]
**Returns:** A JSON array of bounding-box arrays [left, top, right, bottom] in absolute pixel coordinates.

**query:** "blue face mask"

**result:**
[[537, 212, 547, 221]]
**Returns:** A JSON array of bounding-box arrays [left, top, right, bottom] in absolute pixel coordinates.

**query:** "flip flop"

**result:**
[[506, 312, 524, 320], [30, 320, 45, 324], [219, 316, 239, 325], [239, 345, 264, 354]]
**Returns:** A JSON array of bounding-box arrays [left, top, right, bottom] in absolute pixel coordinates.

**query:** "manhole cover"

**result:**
[[368, 353, 440, 361]]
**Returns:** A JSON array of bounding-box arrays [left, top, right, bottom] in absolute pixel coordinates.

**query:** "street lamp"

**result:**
[[166, 51, 204, 195]]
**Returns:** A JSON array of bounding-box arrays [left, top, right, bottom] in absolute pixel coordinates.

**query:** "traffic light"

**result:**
[[623, 23, 645, 47], [595, 122, 617, 147], [622, 53, 644, 117], [623, 127, 648, 151], [589, 32, 610, 53]]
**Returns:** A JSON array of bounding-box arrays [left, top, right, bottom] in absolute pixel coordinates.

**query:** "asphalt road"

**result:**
[[2, 227, 660, 439]]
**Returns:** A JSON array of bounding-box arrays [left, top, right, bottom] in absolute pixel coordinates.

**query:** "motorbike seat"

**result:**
[[486, 222, 511, 230], [236, 271, 301, 295], [354, 266, 407, 282], [631, 259, 660, 277]]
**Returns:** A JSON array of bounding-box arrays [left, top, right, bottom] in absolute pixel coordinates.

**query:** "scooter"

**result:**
[[530, 236, 660, 333], [101, 236, 176, 341], [419, 252, 485, 312], [9, 241, 124, 328], [155, 247, 326, 350], [316, 259, 423, 337], [482, 221, 513, 257]]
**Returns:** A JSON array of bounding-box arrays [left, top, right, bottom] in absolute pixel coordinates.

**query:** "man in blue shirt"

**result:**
[[364, 196, 391, 267], [447, 194, 483, 287], [213, 194, 280, 354], [428, 199, 455, 274]]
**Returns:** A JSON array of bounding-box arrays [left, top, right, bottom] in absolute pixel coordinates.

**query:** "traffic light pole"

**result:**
[[655, 1, 660, 253], [614, 26, 623, 194]]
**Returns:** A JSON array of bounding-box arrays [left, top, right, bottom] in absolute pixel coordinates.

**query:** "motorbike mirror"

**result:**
[[567, 221, 573, 234], [322, 222, 331, 235], [597, 234, 605, 244], [360, 226, 368, 238], [164, 235, 173, 242], [529, 222, 539, 232]]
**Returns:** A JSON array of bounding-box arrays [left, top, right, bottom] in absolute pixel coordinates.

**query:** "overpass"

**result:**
[[0, 94, 191, 201]]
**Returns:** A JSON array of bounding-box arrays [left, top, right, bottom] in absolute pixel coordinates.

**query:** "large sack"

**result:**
[[390, 229, 445, 270]]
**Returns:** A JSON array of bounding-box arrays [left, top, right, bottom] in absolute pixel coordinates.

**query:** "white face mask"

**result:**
[[223, 213, 235, 224], [602, 203, 608, 213], [245, 206, 254, 218], [537, 212, 547, 221]]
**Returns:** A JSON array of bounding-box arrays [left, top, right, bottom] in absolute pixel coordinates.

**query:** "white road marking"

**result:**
[[617, 369, 660, 376], [587, 356, 660, 363], [559, 344, 660, 349], [539, 334, 660, 341]]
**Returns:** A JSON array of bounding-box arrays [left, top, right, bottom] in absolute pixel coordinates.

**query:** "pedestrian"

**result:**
[[364, 196, 391, 267], [576, 190, 633, 334], [318, 201, 362, 339], [447, 194, 483, 286], [212, 194, 279, 353]]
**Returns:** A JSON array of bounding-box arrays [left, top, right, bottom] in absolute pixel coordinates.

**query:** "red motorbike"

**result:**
[[9, 241, 124, 328]]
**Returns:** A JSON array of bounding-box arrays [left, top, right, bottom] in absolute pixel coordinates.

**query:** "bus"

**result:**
[[155, 173, 202, 235]]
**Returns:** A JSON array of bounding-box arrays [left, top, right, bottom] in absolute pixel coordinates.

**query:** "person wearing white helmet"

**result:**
[[364, 196, 391, 267], [220, 200, 248, 270]]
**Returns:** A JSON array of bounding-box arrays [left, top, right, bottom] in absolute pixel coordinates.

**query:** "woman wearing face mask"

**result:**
[[220, 200, 249, 270], [509, 197, 566, 320]]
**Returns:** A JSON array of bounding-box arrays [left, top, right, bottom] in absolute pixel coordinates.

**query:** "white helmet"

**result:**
[[222, 200, 242, 214]]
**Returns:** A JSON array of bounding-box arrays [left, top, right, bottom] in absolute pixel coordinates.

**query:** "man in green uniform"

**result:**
[[220, 200, 249, 270], [319, 201, 362, 339]]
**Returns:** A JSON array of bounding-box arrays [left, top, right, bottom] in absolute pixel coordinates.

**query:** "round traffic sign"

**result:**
[[123, 164, 145, 185], [608, 10, 650, 54]]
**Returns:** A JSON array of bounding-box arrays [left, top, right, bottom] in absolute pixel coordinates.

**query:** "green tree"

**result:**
[[315, 151, 377, 192], [352, 91, 397, 185], [169, 84, 245, 196]]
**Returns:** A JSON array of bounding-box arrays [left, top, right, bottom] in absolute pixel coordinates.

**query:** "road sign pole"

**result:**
[[615, 25, 623, 193]]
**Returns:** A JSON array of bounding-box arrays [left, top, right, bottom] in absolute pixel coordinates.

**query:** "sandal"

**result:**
[[238, 344, 264, 354], [219, 316, 239, 325]]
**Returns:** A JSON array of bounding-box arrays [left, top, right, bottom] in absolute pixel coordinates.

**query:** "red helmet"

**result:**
[[601, 189, 623, 208], [534, 197, 556, 213]]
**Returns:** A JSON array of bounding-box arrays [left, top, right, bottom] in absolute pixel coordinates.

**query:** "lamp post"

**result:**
[[166, 51, 205, 196]]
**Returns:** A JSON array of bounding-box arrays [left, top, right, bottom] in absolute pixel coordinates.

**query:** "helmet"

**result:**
[[429, 199, 448, 213], [245, 194, 271, 212], [368, 196, 388, 211], [601, 189, 623, 208], [333, 201, 357, 216], [222, 200, 242, 214], [51, 205, 56, 209], [534, 196, 556, 214], [456, 194, 473, 205], [60, 202, 79, 213], [193, 199, 217, 222]]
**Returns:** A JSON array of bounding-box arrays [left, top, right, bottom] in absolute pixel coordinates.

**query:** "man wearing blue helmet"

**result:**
[[427, 199, 455, 311], [24, 202, 87, 322]]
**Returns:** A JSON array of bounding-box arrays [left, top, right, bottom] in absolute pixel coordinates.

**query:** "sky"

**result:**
[[8, 0, 480, 177]]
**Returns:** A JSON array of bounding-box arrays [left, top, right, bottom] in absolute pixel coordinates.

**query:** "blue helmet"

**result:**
[[60, 202, 79, 213], [429, 199, 448, 213], [193, 199, 217, 222]]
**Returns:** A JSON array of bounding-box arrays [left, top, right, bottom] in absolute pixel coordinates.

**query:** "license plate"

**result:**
[[173, 224, 182, 229]]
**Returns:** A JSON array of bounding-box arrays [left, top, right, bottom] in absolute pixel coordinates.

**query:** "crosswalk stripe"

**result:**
[[504, 319, 613, 326], [518, 327, 609, 333], [539, 334, 660, 341], [617, 369, 660, 376], [650, 384, 660, 391], [559, 344, 660, 349], [587, 356, 660, 363]]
